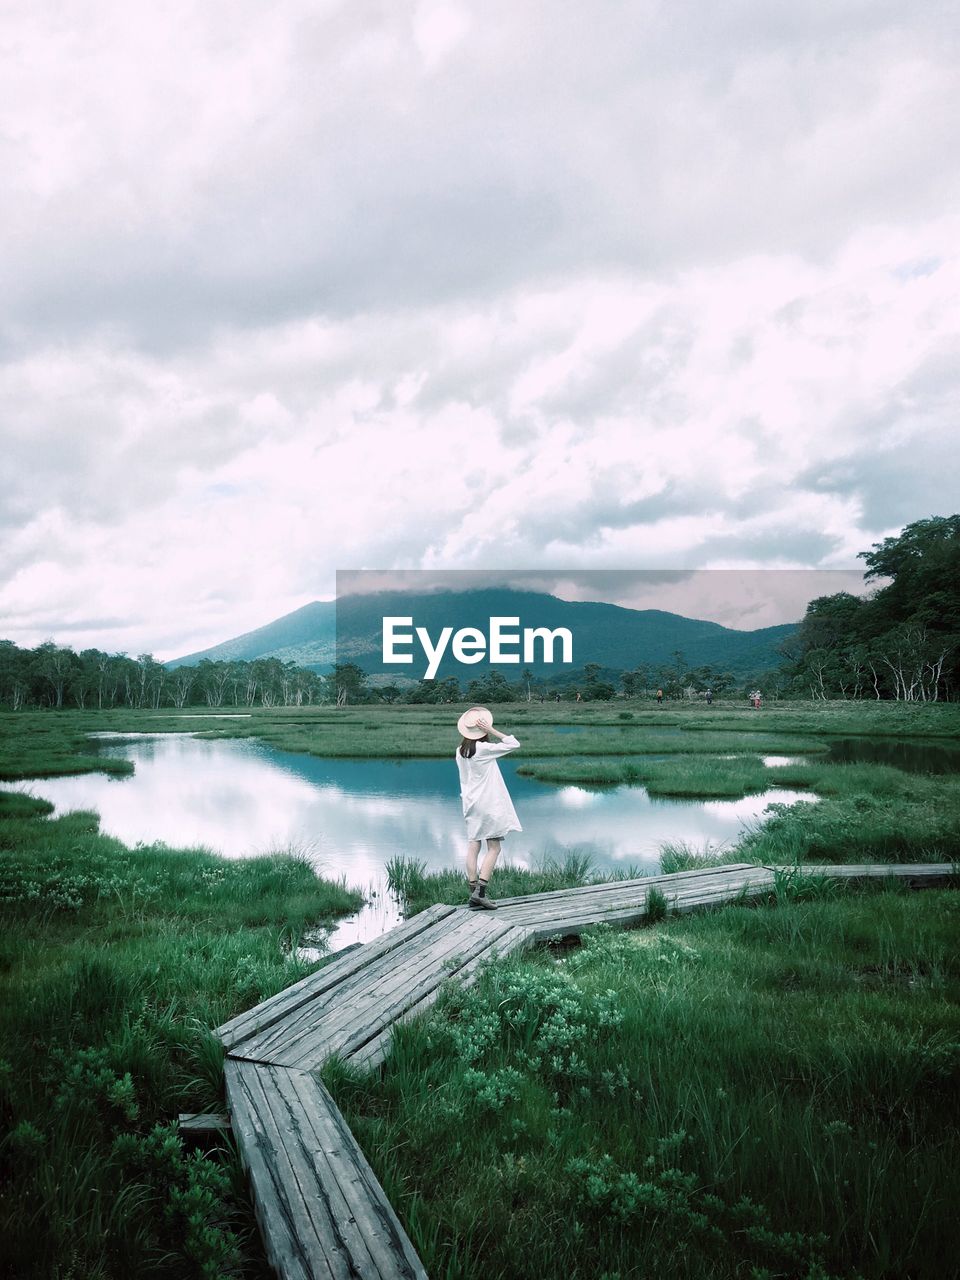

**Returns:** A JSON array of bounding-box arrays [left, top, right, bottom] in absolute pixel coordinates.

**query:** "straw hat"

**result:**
[[457, 706, 492, 739]]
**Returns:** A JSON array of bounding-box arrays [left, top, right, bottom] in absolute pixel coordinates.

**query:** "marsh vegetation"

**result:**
[[327, 880, 960, 1280], [1, 698, 959, 1277], [0, 785, 361, 1278]]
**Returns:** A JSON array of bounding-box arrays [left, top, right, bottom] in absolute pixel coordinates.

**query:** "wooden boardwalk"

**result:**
[[215, 861, 954, 1280]]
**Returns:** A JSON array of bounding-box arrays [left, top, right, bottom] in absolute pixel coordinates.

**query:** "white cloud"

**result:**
[[413, 1, 472, 71], [1, 2, 959, 655]]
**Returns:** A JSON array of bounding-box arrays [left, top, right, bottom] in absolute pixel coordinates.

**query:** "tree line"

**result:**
[[2, 516, 955, 710], [0, 642, 761, 711], [780, 516, 959, 701], [329, 658, 746, 706], [0, 646, 328, 711]]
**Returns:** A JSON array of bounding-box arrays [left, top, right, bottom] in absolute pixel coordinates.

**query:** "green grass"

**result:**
[[517, 754, 778, 797], [0, 715, 135, 780], [511, 755, 960, 867], [325, 883, 960, 1280], [3, 698, 958, 771], [384, 851, 647, 915], [3, 701, 960, 1275], [740, 796, 958, 869], [658, 840, 747, 874], [0, 793, 363, 1279]]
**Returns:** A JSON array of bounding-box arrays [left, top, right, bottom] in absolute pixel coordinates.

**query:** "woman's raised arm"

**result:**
[[479, 732, 520, 758]]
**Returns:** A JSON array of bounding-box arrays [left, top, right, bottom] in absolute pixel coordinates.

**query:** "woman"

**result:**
[[455, 706, 521, 909]]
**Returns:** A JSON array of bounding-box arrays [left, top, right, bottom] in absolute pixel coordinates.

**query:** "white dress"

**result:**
[[456, 735, 522, 840]]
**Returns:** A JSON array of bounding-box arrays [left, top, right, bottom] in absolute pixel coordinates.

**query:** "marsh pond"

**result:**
[[2, 730, 826, 947]]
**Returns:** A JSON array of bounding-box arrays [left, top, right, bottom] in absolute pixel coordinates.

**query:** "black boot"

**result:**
[[468, 879, 497, 909]]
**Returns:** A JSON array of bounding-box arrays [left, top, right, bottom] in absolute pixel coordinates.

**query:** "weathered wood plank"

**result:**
[[515, 888, 764, 943], [226, 1059, 340, 1280], [493, 859, 953, 919], [495, 864, 758, 910], [344, 926, 522, 1072], [782, 863, 955, 880], [233, 909, 482, 1064], [307, 911, 482, 1017], [669, 877, 777, 912], [225, 1059, 427, 1280], [492, 863, 758, 908], [512, 874, 778, 941], [272, 1067, 427, 1280], [499, 867, 775, 926], [232, 912, 470, 1065], [217, 903, 456, 1051], [264, 915, 517, 1070], [178, 1111, 232, 1134]]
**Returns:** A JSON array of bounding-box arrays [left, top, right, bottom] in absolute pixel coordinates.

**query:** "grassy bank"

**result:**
[[3, 702, 959, 1276], [3, 699, 959, 768], [516, 754, 780, 796], [384, 851, 649, 917], [0, 714, 135, 780], [510, 756, 960, 865], [0, 791, 363, 1278], [383, 755, 960, 916], [326, 881, 960, 1280], [739, 762, 960, 867]]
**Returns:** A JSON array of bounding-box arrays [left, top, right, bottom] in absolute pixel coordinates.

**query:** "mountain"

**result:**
[[167, 601, 336, 669], [170, 589, 796, 681]]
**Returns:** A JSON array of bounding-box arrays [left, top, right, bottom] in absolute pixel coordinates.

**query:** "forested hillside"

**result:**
[[782, 516, 959, 701], [172, 589, 795, 679]]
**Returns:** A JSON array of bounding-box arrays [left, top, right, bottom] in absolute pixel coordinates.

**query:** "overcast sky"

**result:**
[[2, 0, 959, 659]]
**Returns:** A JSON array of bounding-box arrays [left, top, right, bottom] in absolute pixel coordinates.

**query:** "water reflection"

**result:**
[[3, 734, 817, 950], [300, 885, 405, 960], [4, 734, 815, 873], [824, 737, 960, 774]]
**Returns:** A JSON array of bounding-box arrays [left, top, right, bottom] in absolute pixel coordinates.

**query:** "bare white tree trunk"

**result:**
[[172, 669, 194, 709], [867, 661, 881, 699]]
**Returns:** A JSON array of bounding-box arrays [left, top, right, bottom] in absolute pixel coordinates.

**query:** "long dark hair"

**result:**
[[459, 735, 487, 758]]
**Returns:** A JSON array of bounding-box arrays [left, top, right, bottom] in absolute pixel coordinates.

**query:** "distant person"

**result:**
[[656, 688, 663, 705], [456, 707, 521, 910], [575, 690, 582, 702], [555, 691, 561, 703], [705, 688, 713, 706]]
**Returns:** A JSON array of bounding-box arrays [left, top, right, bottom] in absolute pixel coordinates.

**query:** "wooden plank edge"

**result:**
[[223, 1060, 325, 1280], [268, 918, 521, 1071], [225, 1058, 427, 1280], [274, 1068, 428, 1280], [216, 903, 457, 1049], [232, 911, 503, 1066], [769, 862, 956, 879], [492, 862, 757, 907], [344, 925, 528, 1072], [179, 1111, 232, 1134], [501, 869, 777, 925]]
